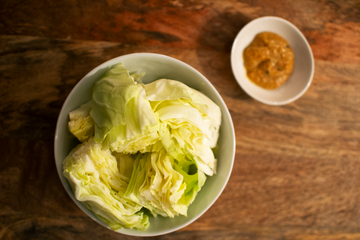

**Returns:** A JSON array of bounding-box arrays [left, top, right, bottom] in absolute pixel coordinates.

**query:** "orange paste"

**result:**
[[243, 32, 294, 89]]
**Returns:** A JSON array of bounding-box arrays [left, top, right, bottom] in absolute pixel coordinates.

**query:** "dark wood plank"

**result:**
[[1, 0, 359, 52], [1, 31, 360, 238], [1, 0, 360, 239]]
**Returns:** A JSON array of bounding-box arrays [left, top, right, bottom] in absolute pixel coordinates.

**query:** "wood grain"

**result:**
[[1, 0, 360, 239]]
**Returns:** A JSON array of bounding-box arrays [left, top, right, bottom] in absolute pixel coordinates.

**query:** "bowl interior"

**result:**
[[231, 16, 314, 105], [54, 53, 235, 236]]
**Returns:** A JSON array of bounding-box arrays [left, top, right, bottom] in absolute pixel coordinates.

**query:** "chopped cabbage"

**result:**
[[64, 63, 221, 231], [124, 149, 205, 218], [68, 101, 94, 142], [90, 63, 159, 153], [145, 79, 221, 176], [63, 138, 149, 230]]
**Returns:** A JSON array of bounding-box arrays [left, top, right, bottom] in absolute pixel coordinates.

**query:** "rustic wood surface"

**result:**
[[1, 0, 360, 239]]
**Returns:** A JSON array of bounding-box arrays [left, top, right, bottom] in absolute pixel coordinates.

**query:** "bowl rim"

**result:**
[[230, 16, 315, 105], [54, 52, 236, 236]]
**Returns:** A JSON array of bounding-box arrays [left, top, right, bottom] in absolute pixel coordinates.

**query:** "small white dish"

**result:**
[[231, 16, 314, 105], [54, 53, 236, 237]]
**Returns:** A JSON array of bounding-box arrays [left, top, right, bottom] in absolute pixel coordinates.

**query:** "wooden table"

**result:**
[[1, 1, 360, 239]]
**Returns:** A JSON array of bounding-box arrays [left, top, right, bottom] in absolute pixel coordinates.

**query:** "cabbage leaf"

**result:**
[[145, 79, 221, 176], [63, 138, 149, 230], [68, 101, 94, 142], [124, 150, 204, 218], [90, 63, 159, 153]]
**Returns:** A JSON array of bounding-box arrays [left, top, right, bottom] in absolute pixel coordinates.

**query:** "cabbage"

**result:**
[[90, 63, 159, 153], [63, 138, 149, 230], [124, 149, 205, 218], [145, 79, 221, 176], [145, 79, 221, 148], [64, 64, 221, 231], [68, 101, 94, 142]]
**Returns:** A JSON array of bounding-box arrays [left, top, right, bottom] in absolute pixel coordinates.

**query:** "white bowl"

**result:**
[[231, 16, 314, 105], [54, 53, 236, 237]]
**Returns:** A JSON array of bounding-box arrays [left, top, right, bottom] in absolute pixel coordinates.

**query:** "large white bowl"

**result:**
[[54, 53, 236, 237], [231, 16, 314, 105]]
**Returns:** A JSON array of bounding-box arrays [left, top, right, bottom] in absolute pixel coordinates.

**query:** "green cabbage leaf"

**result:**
[[90, 63, 159, 154], [68, 101, 94, 142], [145, 79, 221, 176], [124, 149, 206, 218], [63, 138, 149, 231]]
